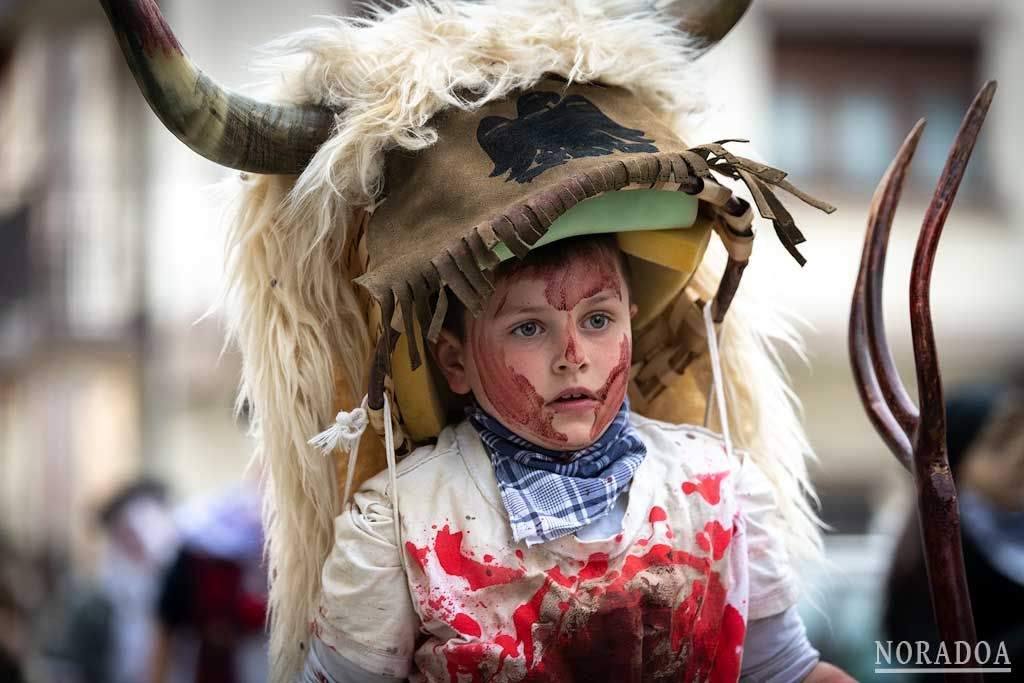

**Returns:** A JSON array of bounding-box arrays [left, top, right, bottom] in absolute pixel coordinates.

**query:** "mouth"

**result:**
[[547, 387, 601, 412]]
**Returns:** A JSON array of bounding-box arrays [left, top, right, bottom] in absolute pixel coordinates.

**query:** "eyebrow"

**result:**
[[495, 304, 548, 318], [495, 290, 620, 318], [586, 292, 620, 305]]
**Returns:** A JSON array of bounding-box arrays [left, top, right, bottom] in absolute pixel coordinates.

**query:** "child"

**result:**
[[301, 234, 852, 682], [98, 1, 851, 680]]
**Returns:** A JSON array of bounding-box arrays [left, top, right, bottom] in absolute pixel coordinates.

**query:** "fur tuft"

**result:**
[[221, 2, 821, 680]]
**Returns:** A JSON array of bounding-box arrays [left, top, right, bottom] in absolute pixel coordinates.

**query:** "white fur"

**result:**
[[221, 2, 823, 680]]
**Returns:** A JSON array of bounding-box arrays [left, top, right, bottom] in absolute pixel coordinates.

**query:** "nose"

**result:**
[[553, 316, 588, 373]]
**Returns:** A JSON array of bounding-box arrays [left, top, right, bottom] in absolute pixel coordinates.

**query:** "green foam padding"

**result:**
[[492, 188, 699, 262]]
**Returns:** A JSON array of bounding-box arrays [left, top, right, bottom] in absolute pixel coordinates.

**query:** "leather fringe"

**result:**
[[373, 145, 833, 371]]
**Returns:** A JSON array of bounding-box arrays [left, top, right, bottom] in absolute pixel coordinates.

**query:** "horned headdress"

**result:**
[[101, 1, 836, 678]]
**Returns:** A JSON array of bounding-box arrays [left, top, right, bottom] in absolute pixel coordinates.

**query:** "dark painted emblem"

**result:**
[[477, 91, 659, 183]]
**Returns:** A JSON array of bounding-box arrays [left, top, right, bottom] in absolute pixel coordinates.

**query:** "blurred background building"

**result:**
[[0, 0, 1020, 679]]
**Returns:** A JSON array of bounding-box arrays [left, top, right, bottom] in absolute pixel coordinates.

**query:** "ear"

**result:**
[[629, 302, 639, 319], [434, 328, 472, 395]]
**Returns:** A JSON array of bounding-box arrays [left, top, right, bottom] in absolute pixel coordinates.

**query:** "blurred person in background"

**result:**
[[883, 377, 1024, 674], [148, 478, 267, 683], [59, 480, 178, 683], [0, 536, 28, 683]]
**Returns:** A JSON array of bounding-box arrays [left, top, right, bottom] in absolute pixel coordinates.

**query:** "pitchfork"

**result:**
[[850, 81, 997, 682]]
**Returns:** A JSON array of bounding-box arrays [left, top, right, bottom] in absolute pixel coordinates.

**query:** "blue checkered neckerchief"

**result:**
[[467, 398, 647, 546]]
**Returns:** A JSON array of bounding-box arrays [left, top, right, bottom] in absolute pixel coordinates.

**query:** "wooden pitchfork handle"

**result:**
[[849, 80, 997, 682]]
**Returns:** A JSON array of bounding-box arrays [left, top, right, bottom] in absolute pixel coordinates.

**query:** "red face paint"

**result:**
[[563, 314, 583, 365], [517, 252, 622, 312], [470, 323, 569, 444], [588, 333, 632, 440], [464, 247, 633, 450]]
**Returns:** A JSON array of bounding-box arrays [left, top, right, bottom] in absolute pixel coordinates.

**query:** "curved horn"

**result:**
[[99, 0, 336, 174], [660, 0, 753, 50]]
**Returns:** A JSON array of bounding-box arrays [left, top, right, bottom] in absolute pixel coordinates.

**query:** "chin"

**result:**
[[546, 418, 599, 451]]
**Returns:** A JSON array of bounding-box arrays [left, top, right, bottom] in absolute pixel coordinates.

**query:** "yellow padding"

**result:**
[[627, 258, 691, 330], [616, 222, 712, 274], [617, 221, 712, 329], [392, 319, 446, 443]]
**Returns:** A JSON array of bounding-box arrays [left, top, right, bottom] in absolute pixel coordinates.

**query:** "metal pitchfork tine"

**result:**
[[850, 80, 996, 682]]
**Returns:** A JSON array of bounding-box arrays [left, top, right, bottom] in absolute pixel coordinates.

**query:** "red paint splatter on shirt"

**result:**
[[578, 552, 609, 581], [434, 526, 525, 591], [405, 541, 429, 571], [696, 520, 734, 561], [451, 612, 482, 638], [442, 641, 489, 683], [513, 578, 551, 668], [682, 470, 730, 505], [545, 565, 576, 589], [420, 485, 744, 681], [494, 634, 518, 660], [675, 570, 732, 680], [709, 604, 746, 683]]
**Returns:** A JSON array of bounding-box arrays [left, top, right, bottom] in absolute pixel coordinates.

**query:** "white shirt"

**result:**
[[314, 413, 799, 681]]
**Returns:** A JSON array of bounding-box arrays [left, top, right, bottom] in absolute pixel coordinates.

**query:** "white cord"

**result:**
[[307, 395, 369, 505], [383, 392, 406, 572], [702, 303, 734, 459]]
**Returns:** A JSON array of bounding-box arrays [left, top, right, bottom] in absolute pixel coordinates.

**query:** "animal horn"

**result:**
[[99, 0, 336, 174], [659, 0, 753, 50]]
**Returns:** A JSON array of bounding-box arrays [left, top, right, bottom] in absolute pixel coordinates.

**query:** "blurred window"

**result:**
[[835, 90, 895, 185], [771, 34, 986, 198]]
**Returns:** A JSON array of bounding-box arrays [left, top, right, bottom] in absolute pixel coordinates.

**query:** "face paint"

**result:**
[[514, 250, 622, 312], [469, 318, 569, 445], [589, 333, 631, 441], [463, 248, 633, 451], [563, 314, 583, 365]]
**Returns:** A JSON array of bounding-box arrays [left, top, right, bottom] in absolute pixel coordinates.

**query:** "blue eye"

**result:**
[[513, 321, 541, 338], [585, 313, 609, 330]]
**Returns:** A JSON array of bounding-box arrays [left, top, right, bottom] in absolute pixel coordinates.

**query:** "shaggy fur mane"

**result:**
[[221, 2, 823, 680]]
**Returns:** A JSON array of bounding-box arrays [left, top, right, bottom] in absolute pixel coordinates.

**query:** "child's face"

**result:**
[[436, 248, 636, 451]]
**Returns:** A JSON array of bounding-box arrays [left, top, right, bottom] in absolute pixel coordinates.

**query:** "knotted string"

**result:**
[[307, 392, 405, 572], [308, 396, 369, 505]]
